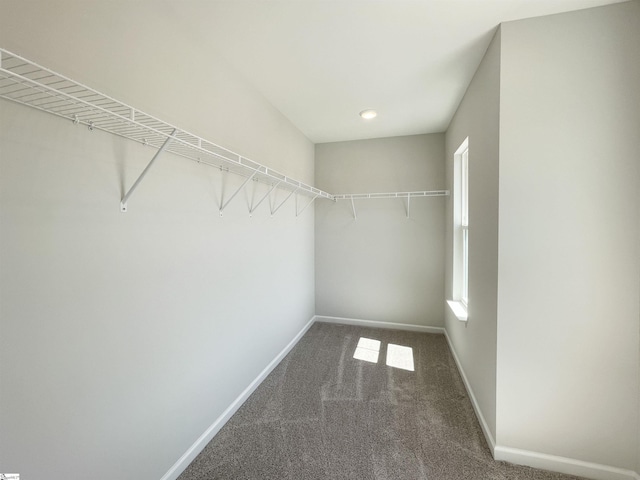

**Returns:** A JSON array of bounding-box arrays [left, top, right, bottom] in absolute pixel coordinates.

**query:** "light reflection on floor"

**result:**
[[353, 337, 380, 363], [353, 337, 414, 371], [386, 343, 414, 371]]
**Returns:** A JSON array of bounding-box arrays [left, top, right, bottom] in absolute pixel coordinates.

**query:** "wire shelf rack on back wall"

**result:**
[[0, 48, 448, 218]]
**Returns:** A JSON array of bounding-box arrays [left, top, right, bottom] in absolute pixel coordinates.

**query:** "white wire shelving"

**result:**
[[333, 190, 449, 220], [0, 48, 330, 215], [333, 191, 449, 200], [0, 47, 449, 218]]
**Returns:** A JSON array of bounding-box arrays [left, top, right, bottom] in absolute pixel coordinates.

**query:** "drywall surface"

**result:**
[[315, 134, 446, 327], [443, 29, 501, 445], [0, 2, 315, 480], [498, 2, 640, 471]]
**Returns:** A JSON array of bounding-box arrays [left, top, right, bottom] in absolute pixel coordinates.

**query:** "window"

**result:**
[[448, 138, 469, 322], [460, 145, 469, 306]]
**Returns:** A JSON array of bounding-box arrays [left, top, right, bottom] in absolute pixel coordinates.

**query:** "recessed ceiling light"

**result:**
[[359, 109, 377, 120]]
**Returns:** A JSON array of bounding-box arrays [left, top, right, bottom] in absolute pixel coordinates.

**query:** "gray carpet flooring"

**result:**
[[178, 322, 584, 480]]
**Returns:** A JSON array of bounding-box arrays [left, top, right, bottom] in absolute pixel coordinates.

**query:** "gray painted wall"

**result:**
[[315, 134, 446, 326], [497, 3, 640, 470], [0, 2, 315, 479], [444, 29, 501, 444], [445, 2, 640, 471]]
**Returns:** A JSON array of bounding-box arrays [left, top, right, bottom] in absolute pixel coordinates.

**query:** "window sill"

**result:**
[[447, 300, 468, 322]]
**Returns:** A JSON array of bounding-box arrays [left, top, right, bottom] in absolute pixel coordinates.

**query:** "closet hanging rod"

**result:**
[[338, 190, 449, 220], [0, 48, 332, 204], [333, 190, 449, 200]]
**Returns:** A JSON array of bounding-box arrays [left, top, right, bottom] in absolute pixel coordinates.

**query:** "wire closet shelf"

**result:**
[[0, 48, 331, 210], [333, 191, 449, 200], [0, 48, 449, 214]]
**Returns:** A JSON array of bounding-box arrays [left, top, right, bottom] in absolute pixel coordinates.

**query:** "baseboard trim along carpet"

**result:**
[[314, 315, 445, 335], [160, 314, 640, 480], [443, 330, 497, 453], [442, 328, 640, 480], [494, 446, 640, 480], [159, 316, 316, 480]]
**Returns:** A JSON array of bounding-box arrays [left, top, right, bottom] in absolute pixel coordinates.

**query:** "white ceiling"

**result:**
[[164, 0, 628, 144]]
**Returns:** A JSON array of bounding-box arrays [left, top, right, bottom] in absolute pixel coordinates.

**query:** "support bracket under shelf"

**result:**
[[296, 194, 319, 217], [250, 181, 281, 217], [219, 168, 259, 217], [120, 129, 177, 212], [271, 188, 298, 216]]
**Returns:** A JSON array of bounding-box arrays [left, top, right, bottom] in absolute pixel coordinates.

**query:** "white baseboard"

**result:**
[[159, 316, 316, 480], [495, 446, 640, 480], [160, 314, 640, 480], [315, 315, 445, 334], [443, 330, 640, 480], [442, 330, 497, 452]]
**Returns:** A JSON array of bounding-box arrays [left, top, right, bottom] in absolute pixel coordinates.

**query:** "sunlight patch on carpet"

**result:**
[[353, 337, 380, 363], [386, 344, 414, 371]]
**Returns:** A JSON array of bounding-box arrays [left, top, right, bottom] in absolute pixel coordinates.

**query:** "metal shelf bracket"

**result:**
[[271, 188, 298, 217], [120, 129, 177, 212], [249, 181, 281, 217], [296, 194, 319, 217], [219, 167, 259, 217]]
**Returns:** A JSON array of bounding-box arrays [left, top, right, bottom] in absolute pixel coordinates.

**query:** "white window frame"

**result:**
[[448, 138, 469, 322], [460, 145, 469, 307]]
